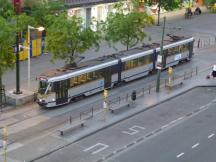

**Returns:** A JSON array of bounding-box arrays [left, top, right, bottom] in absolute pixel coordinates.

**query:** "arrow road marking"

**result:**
[[122, 125, 145, 135]]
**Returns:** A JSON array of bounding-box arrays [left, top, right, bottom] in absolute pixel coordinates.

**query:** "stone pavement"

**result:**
[[1, 46, 215, 162]]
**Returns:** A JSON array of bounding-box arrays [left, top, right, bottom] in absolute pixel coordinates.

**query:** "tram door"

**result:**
[[55, 80, 68, 105], [104, 67, 112, 88]]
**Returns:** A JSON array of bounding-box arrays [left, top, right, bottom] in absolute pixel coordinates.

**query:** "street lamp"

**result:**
[[27, 25, 45, 90], [157, 0, 161, 26]]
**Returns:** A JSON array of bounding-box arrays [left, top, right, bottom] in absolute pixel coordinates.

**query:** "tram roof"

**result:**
[[39, 35, 193, 83]]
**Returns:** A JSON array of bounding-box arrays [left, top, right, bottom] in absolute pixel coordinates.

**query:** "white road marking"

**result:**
[[176, 153, 184, 158], [170, 119, 177, 124], [208, 134, 215, 139], [122, 125, 145, 135], [192, 143, 199, 149], [161, 124, 169, 129], [83, 143, 109, 155], [177, 117, 184, 121]]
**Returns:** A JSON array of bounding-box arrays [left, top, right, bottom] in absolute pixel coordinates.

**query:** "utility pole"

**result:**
[[157, 0, 161, 26], [156, 16, 166, 93], [13, 0, 22, 94]]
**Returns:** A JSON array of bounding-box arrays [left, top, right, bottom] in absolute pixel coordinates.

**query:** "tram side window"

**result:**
[[179, 44, 189, 53], [69, 70, 103, 88], [167, 46, 180, 56], [123, 55, 153, 71]]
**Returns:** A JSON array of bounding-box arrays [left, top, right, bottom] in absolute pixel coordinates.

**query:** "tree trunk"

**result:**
[[0, 74, 2, 107]]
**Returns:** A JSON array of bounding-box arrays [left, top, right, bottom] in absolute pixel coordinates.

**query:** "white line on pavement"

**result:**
[[177, 117, 184, 121], [161, 124, 169, 129], [208, 134, 215, 139], [192, 143, 200, 149], [176, 153, 184, 158], [170, 120, 177, 124]]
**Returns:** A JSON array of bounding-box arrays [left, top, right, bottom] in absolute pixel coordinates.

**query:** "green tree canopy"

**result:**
[[46, 13, 101, 65], [160, 0, 181, 11], [23, 0, 66, 27], [0, 0, 14, 19], [205, 0, 216, 5], [104, 6, 153, 51], [0, 17, 15, 104]]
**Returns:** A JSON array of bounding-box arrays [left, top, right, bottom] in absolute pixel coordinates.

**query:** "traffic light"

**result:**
[[131, 90, 136, 101]]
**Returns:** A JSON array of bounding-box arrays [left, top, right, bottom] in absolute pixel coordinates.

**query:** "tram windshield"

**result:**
[[38, 81, 49, 94]]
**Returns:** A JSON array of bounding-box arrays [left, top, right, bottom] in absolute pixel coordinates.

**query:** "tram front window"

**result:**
[[38, 81, 48, 94]]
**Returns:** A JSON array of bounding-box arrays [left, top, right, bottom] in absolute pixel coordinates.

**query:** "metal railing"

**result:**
[[65, 64, 213, 126]]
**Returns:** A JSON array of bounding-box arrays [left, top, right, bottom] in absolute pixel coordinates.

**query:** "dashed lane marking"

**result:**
[[176, 153, 184, 158], [208, 134, 215, 139], [192, 143, 199, 149]]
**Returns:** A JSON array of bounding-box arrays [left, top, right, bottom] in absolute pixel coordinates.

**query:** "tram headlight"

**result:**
[[39, 99, 42, 102], [52, 98, 56, 102]]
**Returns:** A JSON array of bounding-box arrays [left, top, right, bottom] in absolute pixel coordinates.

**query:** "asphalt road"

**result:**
[[30, 87, 216, 162], [107, 98, 216, 162]]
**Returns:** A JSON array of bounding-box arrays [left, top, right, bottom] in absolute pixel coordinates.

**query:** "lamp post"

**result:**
[[156, 16, 166, 93], [27, 25, 45, 90], [157, 0, 161, 26], [13, 0, 21, 94]]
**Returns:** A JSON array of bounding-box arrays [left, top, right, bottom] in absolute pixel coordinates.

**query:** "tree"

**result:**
[[104, 5, 153, 51], [0, 17, 16, 105], [205, 0, 216, 5], [46, 13, 101, 65], [0, 0, 14, 19], [23, 0, 66, 28]]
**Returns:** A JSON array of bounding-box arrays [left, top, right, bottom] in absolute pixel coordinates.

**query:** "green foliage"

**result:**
[[146, 0, 181, 11], [205, 0, 216, 5], [104, 10, 153, 51], [14, 13, 37, 33], [0, 0, 14, 19], [46, 13, 101, 65], [0, 17, 15, 77], [23, 0, 66, 27], [160, 0, 181, 11]]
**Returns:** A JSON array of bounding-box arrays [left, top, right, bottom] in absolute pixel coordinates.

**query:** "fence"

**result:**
[[65, 64, 213, 125]]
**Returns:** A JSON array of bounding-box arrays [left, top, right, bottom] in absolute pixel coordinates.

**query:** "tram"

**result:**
[[37, 35, 194, 108]]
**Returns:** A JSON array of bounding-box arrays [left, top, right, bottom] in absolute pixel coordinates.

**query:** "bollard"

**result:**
[[196, 67, 198, 75], [70, 116, 72, 124], [197, 38, 200, 48], [91, 107, 93, 118], [80, 113, 82, 120], [149, 85, 151, 94]]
